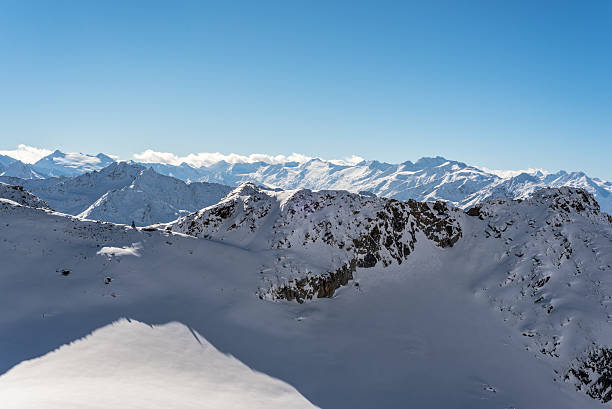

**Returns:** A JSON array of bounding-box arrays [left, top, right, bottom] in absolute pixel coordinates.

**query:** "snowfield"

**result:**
[[1, 184, 612, 408], [1, 319, 317, 409]]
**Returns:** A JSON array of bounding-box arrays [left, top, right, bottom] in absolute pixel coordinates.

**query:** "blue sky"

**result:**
[[0, 1, 611, 178]]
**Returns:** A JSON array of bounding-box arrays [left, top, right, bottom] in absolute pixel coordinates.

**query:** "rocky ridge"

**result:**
[[465, 187, 612, 403], [166, 182, 462, 302], [167, 184, 612, 404], [0, 182, 51, 210]]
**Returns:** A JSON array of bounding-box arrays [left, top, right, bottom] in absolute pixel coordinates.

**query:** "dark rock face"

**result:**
[[272, 198, 462, 302], [566, 347, 612, 403], [273, 260, 358, 303], [348, 199, 462, 269], [547, 188, 599, 214], [466, 206, 482, 218], [358, 253, 377, 268]]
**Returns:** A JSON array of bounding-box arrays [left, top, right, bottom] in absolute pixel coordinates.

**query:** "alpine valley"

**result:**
[[1, 149, 612, 408]]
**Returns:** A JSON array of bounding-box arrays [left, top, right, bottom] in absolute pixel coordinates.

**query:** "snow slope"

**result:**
[[1, 186, 611, 407], [0, 319, 317, 409]]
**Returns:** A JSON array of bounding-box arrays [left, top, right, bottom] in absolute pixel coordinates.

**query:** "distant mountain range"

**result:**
[[1, 149, 610, 217], [0, 149, 115, 178], [0, 162, 231, 226]]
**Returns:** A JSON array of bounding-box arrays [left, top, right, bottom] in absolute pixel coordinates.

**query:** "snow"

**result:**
[[32, 150, 116, 177], [0, 319, 317, 409], [0, 198, 21, 206], [78, 167, 232, 226], [1, 185, 611, 407], [97, 242, 142, 257]]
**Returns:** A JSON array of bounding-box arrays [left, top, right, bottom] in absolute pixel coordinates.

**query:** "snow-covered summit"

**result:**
[[32, 150, 115, 177], [78, 167, 232, 226]]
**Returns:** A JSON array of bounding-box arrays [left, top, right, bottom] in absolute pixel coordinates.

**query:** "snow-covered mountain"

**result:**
[[1, 185, 611, 408], [167, 183, 612, 404], [78, 167, 232, 226], [163, 182, 462, 301], [147, 156, 612, 214], [0, 162, 232, 226], [32, 150, 116, 177], [0, 154, 17, 175], [7, 162, 146, 215], [0, 149, 115, 179], [0, 160, 46, 179], [1, 148, 610, 215]]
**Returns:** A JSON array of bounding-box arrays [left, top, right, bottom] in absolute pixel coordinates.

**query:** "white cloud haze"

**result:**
[[0, 144, 53, 163], [481, 167, 549, 179], [132, 149, 365, 167]]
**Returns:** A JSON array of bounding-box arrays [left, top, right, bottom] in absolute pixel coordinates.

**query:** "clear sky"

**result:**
[[1, 1, 611, 178]]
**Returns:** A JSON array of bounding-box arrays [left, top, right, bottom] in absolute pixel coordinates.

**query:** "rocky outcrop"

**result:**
[[0, 183, 52, 210], [167, 183, 462, 302], [566, 347, 612, 403], [272, 260, 357, 303]]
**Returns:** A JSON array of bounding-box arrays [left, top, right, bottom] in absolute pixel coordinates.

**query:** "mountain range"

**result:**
[[1, 179, 611, 408], [0, 149, 610, 225], [0, 161, 231, 226], [0, 150, 114, 178]]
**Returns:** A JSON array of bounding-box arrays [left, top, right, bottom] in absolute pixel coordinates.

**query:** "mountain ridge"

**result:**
[[1, 149, 611, 226]]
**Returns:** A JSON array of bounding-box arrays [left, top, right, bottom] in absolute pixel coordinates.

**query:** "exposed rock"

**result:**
[[566, 347, 612, 403]]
